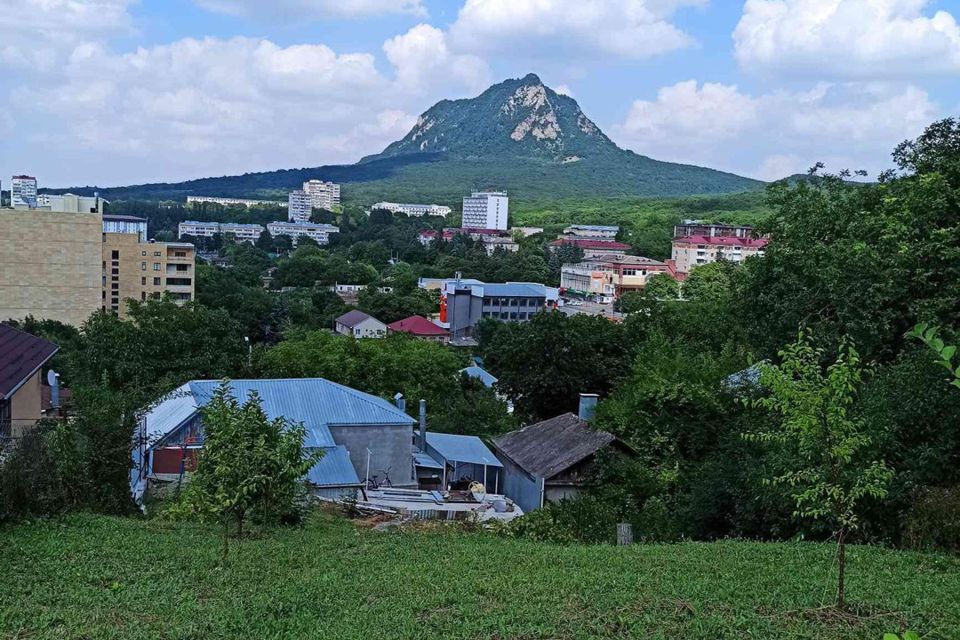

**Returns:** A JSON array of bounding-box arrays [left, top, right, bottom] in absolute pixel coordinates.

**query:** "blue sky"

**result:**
[[1, 0, 959, 188]]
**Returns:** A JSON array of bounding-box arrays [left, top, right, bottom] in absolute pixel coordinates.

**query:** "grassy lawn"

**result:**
[[1, 512, 958, 639]]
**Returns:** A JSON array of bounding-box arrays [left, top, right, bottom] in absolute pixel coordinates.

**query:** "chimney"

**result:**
[[394, 392, 406, 413], [578, 393, 598, 421], [419, 399, 427, 451]]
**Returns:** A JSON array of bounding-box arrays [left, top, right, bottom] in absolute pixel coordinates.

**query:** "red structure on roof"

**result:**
[[388, 315, 450, 342]]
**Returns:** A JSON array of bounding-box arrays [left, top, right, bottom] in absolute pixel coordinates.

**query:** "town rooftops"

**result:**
[[142, 378, 416, 447], [492, 413, 620, 480], [673, 235, 769, 248], [564, 224, 619, 232], [388, 315, 449, 337], [306, 445, 361, 488], [592, 254, 668, 266], [425, 432, 502, 467], [0, 324, 59, 400], [335, 310, 378, 328], [550, 238, 632, 250]]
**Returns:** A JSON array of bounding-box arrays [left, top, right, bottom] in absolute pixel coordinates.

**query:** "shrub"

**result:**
[[0, 422, 82, 525], [903, 487, 960, 553]]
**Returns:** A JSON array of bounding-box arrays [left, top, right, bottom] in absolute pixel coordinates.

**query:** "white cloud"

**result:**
[[612, 80, 939, 180], [194, 0, 426, 20], [734, 0, 960, 78], [384, 24, 490, 94], [448, 0, 706, 61], [554, 84, 574, 97]]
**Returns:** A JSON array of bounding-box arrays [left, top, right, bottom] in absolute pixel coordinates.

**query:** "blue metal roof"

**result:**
[[143, 378, 415, 448], [461, 366, 498, 388], [425, 432, 502, 467], [414, 452, 443, 469], [307, 446, 361, 487], [480, 283, 551, 298]]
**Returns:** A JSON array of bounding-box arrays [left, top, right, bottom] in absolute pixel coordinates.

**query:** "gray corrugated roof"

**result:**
[[492, 413, 617, 479], [336, 310, 377, 328], [414, 452, 443, 470], [460, 366, 498, 388], [307, 446, 361, 487], [426, 432, 502, 467]]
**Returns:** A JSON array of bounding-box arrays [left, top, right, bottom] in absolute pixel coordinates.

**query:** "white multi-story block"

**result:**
[[11, 175, 38, 209], [178, 221, 221, 239], [371, 202, 451, 218], [178, 221, 265, 243], [302, 180, 340, 210], [462, 191, 508, 230], [288, 190, 313, 223], [267, 221, 339, 246], [221, 223, 265, 243], [186, 196, 285, 208]]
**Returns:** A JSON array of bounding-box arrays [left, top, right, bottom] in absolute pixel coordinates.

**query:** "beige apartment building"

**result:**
[[0, 208, 195, 325], [102, 234, 195, 318], [0, 208, 103, 326]]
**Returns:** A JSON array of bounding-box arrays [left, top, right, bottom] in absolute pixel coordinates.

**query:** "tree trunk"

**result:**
[[836, 526, 847, 611]]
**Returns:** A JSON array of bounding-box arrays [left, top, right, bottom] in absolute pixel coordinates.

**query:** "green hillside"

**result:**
[[1, 512, 956, 639], [53, 74, 762, 205]]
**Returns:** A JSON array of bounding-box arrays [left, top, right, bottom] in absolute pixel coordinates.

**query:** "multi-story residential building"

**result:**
[[562, 224, 619, 240], [40, 193, 105, 214], [103, 214, 148, 241], [462, 191, 509, 230], [673, 221, 755, 240], [671, 234, 769, 273], [287, 190, 313, 223], [303, 180, 341, 210], [186, 196, 285, 208], [178, 220, 264, 243], [549, 238, 632, 259], [438, 279, 559, 339], [481, 236, 519, 255], [11, 175, 38, 209], [561, 254, 675, 302], [0, 208, 104, 326], [101, 234, 195, 318], [267, 221, 339, 246], [371, 202, 451, 217]]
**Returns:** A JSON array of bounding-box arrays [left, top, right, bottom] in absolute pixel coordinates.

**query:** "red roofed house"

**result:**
[[0, 323, 59, 440], [671, 231, 769, 274], [388, 315, 450, 344]]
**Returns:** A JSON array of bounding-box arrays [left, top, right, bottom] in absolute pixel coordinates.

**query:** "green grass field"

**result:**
[[1, 512, 958, 639]]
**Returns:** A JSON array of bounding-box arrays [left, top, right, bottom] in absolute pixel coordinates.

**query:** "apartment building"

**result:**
[[438, 279, 559, 339], [267, 221, 339, 246], [0, 208, 103, 326], [462, 191, 508, 230], [103, 214, 147, 241], [371, 202, 451, 217], [671, 223, 768, 274], [186, 196, 285, 208], [288, 190, 313, 223], [102, 235, 196, 317], [673, 221, 755, 240], [178, 220, 264, 243], [549, 238, 632, 259], [561, 254, 674, 301], [11, 175, 38, 208], [303, 180, 341, 210], [562, 224, 619, 240]]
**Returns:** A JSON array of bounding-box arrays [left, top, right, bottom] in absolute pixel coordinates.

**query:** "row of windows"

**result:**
[[481, 311, 533, 321], [481, 297, 543, 307]]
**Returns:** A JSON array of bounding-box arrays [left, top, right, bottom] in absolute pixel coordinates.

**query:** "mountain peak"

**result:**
[[367, 74, 610, 163]]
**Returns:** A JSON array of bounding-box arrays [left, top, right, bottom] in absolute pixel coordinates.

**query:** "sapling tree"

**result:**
[[908, 323, 960, 389], [745, 333, 893, 610], [177, 381, 321, 555]]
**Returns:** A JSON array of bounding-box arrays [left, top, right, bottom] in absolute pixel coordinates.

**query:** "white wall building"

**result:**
[[267, 221, 339, 246], [186, 196, 285, 208], [288, 190, 313, 223], [303, 180, 340, 210], [41, 193, 105, 214], [178, 221, 265, 243], [11, 175, 38, 209], [371, 202, 451, 218], [462, 191, 508, 230]]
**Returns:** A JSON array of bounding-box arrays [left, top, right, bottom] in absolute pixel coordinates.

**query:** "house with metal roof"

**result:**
[[438, 279, 560, 339], [387, 315, 450, 344], [334, 310, 387, 339], [491, 394, 633, 513], [131, 378, 416, 503], [0, 324, 59, 441]]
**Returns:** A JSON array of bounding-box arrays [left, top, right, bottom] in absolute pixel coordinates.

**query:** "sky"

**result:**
[[1, 0, 959, 189]]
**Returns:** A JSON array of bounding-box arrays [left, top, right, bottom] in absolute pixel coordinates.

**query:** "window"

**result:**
[[101, 276, 106, 286], [141, 262, 146, 271], [166, 278, 191, 286], [141, 292, 146, 301], [141, 250, 147, 256], [154, 251, 161, 257], [500, 312, 509, 320], [111, 250, 119, 259], [175, 264, 188, 272], [154, 277, 161, 286], [111, 283, 119, 290], [174, 251, 186, 257], [509, 312, 517, 320], [153, 263, 160, 271], [141, 277, 146, 286], [509, 298, 518, 307]]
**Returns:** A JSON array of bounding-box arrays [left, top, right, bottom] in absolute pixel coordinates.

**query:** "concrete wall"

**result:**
[[0, 208, 102, 326], [328, 424, 416, 487]]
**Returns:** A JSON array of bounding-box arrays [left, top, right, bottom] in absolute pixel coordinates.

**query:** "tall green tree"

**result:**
[[746, 333, 893, 609]]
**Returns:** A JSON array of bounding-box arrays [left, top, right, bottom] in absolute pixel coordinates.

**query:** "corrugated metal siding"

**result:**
[[414, 452, 443, 469], [426, 433, 503, 467], [460, 366, 498, 388], [307, 445, 361, 487]]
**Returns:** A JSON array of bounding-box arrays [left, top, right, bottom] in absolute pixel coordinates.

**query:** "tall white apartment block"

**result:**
[[267, 221, 339, 246], [462, 191, 508, 230], [11, 175, 38, 209], [371, 202, 451, 217], [288, 189, 313, 223], [302, 180, 340, 210]]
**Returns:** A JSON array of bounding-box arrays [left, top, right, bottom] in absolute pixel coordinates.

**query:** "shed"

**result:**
[[420, 432, 503, 493], [491, 411, 632, 513]]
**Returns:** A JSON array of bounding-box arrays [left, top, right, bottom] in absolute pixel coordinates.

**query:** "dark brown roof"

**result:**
[[0, 324, 59, 400], [492, 413, 618, 480], [335, 310, 379, 328]]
